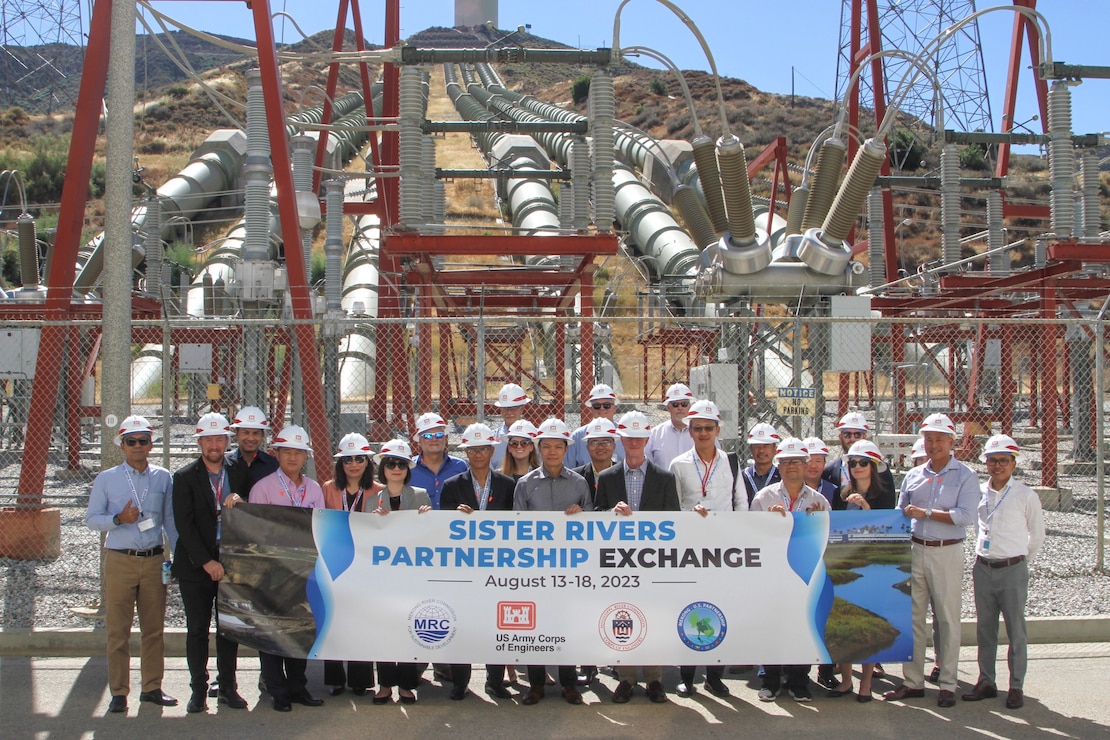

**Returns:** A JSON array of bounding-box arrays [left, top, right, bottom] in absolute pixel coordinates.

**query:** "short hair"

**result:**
[[376, 460, 412, 485]]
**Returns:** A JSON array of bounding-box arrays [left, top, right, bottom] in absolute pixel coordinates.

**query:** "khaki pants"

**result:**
[[104, 549, 166, 695]]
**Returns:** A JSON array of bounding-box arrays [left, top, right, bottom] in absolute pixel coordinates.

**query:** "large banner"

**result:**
[[218, 505, 912, 666]]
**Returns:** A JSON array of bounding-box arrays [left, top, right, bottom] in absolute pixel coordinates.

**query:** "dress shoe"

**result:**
[[704, 677, 730, 698], [872, 663, 886, 679], [961, 680, 998, 702], [646, 681, 667, 704], [398, 690, 416, 705], [186, 692, 207, 714], [883, 685, 925, 702], [817, 665, 838, 689], [521, 688, 544, 705], [562, 686, 583, 705], [937, 690, 956, 708], [272, 697, 292, 712], [612, 680, 634, 703], [433, 666, 453, 682], [826, 685, 854, 698], [218, 689, 248, 709], [577, 667, 598, 686], [857, 693, 873, 703], [450, 686, 467, 701], [291, 690, 324, 707], [107, 695, 127, 713], [139, 689, 178, 707], [675, 682, 696, 698], [208, 681, 219, 698], [1005, 688, 1024, 709], [328, 685, 345, 696], [485, 682, 513, 699], [926, 665, 941, 684], [351, 687, 367, 697], [372, 689, 392, 705]]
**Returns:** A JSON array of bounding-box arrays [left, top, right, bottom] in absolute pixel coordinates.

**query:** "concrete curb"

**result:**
[[2, 616, 1108, 657]]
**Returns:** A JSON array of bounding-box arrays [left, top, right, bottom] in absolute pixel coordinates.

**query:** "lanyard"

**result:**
[[984, 482, 1013, 526], [343, 487, 364, 513], [124, 466, 150, 514], [744, 464, 777, 495], [277, 470, 308, 508], [208, 468, 225, 513], [781, 488, 804, 512], [693, 452, 718, 497], [473, 473, 491, 511]]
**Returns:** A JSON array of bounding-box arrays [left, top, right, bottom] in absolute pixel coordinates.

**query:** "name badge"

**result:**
[[137, 518, 155, 532]]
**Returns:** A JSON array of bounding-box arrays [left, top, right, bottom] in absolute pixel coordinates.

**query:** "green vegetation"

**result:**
[[571, 75, 591, 104], [648, 77, 667, 96], [0, 137, 106, 205], [959, 142, 988, 171], [823, 597, 899, 664], [890, 129, 926, 171]]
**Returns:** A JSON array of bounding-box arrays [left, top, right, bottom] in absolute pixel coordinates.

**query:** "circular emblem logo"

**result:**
[[677, 601, 727, 652], [408, 599, 457, 649], [598, 602, 648, 651]]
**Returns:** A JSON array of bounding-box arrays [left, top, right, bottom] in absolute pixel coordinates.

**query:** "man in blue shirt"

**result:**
[[408, 412, 467, 509], [85, 415, 177, 713], [884, 413, 979, 708]]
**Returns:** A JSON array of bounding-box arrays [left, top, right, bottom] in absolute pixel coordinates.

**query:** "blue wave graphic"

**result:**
[[314, 509, 356, 580], [786, 512, 826, 584], [306, 559, 329, 654], [415, 629, 450, 643]]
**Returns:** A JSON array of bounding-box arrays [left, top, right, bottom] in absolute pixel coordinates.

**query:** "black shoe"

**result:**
[[937, 690, 956, 708], [675, 682, 696, 698], [485, 682, 512, 699], [562, 686, 583, 705], [139, 689, 178, 707], [218, 689, 248, 709], [398, 690, 416, 705], [208, 680, 219, 698], [450, 686, 467, 701], [926, 665, 941, 684], [612, 680, 633, 704], [1005, 688, 1024, 709], [351, 687, 367, 696], [646, 681, 668, 703], [258, 678, 268, 695], [817, 666, 838, 689], [272, 697, 292, 712], [186, 692, 207, 714], [576, 667, 598, 686], [291, 690, 324, 707], [372, 689, 392, 705], [704, 678, 730, 698], [107, 695, 127, 713], [328, 685, 345, 696]]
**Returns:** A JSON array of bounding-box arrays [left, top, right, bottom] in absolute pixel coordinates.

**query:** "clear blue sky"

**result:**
[[145, 0, 1106, 137]]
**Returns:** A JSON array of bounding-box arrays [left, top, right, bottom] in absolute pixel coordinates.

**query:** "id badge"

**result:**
[[982, 538, 991, 552], [137, 517, 155, 532]]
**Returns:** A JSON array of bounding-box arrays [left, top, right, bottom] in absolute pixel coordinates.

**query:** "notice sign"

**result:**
[[776, 386, 818, 416]]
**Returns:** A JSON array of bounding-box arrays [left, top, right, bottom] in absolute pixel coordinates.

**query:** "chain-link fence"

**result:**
[[0, 313, 1106, 628]]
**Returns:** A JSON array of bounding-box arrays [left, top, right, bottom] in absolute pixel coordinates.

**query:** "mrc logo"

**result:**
[[497, 601, 536, 630], [408, 599, 457, 649]]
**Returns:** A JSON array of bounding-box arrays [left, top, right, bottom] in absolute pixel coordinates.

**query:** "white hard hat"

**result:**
[[837, 411, 869, 432], [193, 412, 232, 439], [272, 425, 313, 453], [374, 438, 416, 467], [459, 423, 497, 449], [584, 383, 617, 406], [848, 439, 888, 472], [115, 415, 154, 446], [413, 412, 448, 440], [583, 417, 619, 440], [663, 382, 694, 406], [334, 432, 371, 458], [803, 436, 830, 456], [911, 438, 927, 461], [506, 419, 538, 439], [920, 412, 956, 437], [534, 418, 572, 441], [773, 437, 810, 463], [747, 423, 781, 446], [230, 406, 269, 430], [686, 399, 720, 422], [493, 383, 530, 408], [980, 434, 1021, 463], [616, 410, 651, 438]]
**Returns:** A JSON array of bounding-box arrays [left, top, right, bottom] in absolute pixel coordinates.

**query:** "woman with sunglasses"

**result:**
[[499, 419, 539, 481], [829, 439, 895, 702], [368, 439, 431, 704], [321, 433, 382, 698]]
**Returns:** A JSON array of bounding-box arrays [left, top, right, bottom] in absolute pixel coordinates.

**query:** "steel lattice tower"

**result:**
[[0, 0, 86, 113], [835, 0, 993, 137]]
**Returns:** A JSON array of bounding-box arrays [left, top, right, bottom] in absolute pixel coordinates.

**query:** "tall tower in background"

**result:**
[[835, 0, 992, 143], [0, 0, 86, 113], [455, 0, 498, 28]]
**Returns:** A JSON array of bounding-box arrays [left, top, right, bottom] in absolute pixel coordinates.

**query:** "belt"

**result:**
[[977, 554, 1025, 569], [911, 536, 963, 547], [109, 546, 164, 558]]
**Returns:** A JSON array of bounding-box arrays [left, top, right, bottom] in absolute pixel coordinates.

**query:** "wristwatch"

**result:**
[[924, 508, 933, 520], [112, 514, 121, 526]]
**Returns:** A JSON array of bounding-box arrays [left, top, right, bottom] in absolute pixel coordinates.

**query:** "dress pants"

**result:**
[[679, 664, 724, 687], [324, 660, 375, 690], [260, 652, 308, 701], [376, 662, 421, 690], [450, 663, 507, 689], [528, 665, 577, 689], [179, 577, 239, 692], [973, 558, 1029, 689], [904, 540, 964, 692], [104, 550, 166, 695], [761, 664, 810, 692]]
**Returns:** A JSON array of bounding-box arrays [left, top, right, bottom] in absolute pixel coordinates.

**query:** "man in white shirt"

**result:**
[[645, 382, 694, 467], [961, 434, 1045, 710]]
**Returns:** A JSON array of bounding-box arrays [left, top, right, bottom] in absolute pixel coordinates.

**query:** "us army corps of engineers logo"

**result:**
[[598, 602, 648, 651]]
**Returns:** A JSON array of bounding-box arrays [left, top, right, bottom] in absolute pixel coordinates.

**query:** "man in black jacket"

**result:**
[[172, 413, 250, 713], [440, 423, 517, 700], [594, 411, 679, 703]]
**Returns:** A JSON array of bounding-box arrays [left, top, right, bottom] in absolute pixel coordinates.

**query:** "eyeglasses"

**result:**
[[848, 458, 872, 468], [124, 437, 151, 447], [689, 425, 717, 434], [466, 446, 493, 454], [591, 402, 614, 410], [777, 458, 805, 466], [342, 455, 368, 465], [985, 456, 1015, 466], [381, 458, 409, 469], [508, 439, 533, 448], [420, 431, 446, 440], [669, 400, 690, 408], [841, 431, 865, 439], [587, 438, 615, 446]]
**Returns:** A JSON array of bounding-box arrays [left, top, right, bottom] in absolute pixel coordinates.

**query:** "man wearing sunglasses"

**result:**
[[645, 382, 696, 468], [85, 415, 177, 714], [565, 383, 624, 468], [409, 412, 467, 510]]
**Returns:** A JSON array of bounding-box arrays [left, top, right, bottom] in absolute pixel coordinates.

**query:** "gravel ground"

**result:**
[[1, 413, 1107, 630]]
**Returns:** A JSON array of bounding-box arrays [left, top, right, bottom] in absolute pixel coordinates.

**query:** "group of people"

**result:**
[[85, 382, 1044, 714]]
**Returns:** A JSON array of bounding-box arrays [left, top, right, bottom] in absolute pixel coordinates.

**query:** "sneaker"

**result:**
[[789, 687, 813, 703], [757, 688, 777, 702]]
